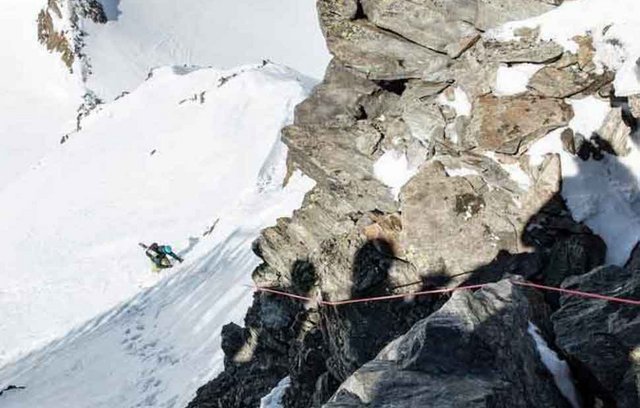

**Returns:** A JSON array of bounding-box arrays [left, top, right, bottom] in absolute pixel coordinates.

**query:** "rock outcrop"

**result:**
[[552, 245, 640, 407], [326, 279, 573, 407], [186, 0, 640, 407], [37, 0, 107, 74]]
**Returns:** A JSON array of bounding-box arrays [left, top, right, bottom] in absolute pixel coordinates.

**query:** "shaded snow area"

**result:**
[[528, 96, 640, 265], [528, 323, 580, 408], [82, 0, 331, 99], [487, 0, 640, 265], [373, 150, 417, 200], [488, 0, 640, 96], [0, 64, 313, 372], [493, 63, 542, 96], [0, 0, 83, 189], [260, 377, 291, 408]]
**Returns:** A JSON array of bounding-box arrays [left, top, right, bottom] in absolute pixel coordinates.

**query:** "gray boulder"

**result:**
[[325, 279, 574, 407], [595, 107, 632, 156], [552, 245, 640, 407], [399, 160, 521, 281], [361, 0, 479, 57], [282, 123, 398, 213]]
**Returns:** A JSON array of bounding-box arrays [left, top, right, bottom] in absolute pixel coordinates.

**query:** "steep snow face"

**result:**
[[0, 0, 84, 189], [0, 169, 312, 408], [81, 0, 331, 99], [0, 64, 312, 367]]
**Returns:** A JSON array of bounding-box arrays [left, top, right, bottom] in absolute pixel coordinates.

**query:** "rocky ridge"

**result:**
[[188, 1, 640, 407], [37, 0, 107, 77]]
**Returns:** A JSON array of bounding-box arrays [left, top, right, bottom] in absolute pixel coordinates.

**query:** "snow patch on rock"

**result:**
[[494, 63, 543, 96], [528, 323, 580, 408], [437, 87, 472, 117], [260, 377, 291, 408], [374, 150, 418, 200], [487, 0, 640, 95]]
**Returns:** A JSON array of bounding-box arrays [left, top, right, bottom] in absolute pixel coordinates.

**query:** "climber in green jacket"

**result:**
[[140, 242, 184, 268]]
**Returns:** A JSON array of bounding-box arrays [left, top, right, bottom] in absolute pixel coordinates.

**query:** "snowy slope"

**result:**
[[81, 0, 331, 99], [0, 0, 329, 190], [0, 0, 83, 189], [0, 63, 313, 368], [0, 170, 312, 408]]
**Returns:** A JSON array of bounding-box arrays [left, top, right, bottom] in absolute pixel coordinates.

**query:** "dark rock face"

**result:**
[[325, 279, 573, 407], [552, 245, 640, 407], [185, 0, 636, 407], [187, 294, 304, 408]]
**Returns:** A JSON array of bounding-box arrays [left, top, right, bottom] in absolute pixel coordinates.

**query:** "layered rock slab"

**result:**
[[325, 279, 573, 407], [552, 245, 640, 407]]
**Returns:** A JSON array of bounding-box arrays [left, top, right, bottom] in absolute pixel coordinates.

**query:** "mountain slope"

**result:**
[[80, 0, 331, 99], [0, 63, 313, 368], [0, 0, 84, 189]]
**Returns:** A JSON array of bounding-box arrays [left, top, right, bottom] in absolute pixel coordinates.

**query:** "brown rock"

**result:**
[[529, 65, 614, 98], [399, 161, 520, 280], [596, 107, 632, 156], [467, 95, 573, 155]]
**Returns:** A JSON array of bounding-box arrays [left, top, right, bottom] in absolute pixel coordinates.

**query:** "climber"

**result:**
[[140, 242, 184, 269]]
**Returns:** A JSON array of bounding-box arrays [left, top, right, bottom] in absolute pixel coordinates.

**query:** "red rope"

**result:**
[[511, 280, 640, 306], [255, 279, 640, 307]]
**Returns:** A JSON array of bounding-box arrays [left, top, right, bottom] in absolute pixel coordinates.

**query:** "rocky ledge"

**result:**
[[188, 1, 640, 407]]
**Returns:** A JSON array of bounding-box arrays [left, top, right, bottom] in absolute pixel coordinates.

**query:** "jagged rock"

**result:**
[[254, 186, 358, 288], [552, 246, 640, 407], [399, 161, 521, 281], [427, 42, 500, 99], [529, 65, 614, 98], [540, 234, 606, 298], [322, 19, 451, 80], [595, 107, 632, 156], [561, 128, 577, 154], [188, 294, 303, 408], [401, 91, 446, 147], [629, 95, 640, 118], [484, 28, 564, 63], [475, 0, 557, 30], [283, 123, 398, 213], [325, 279, 573, 407], [360, 0, 479, 57], [294, 60, 380, 127], [466, 95, 573, 154]]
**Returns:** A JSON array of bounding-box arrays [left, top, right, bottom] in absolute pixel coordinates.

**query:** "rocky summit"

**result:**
[[187, 1, 640, 407]]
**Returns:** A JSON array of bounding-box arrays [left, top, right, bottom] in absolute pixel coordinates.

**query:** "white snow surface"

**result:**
[[493, 63, 543, 96], [260, 377, 291, 408], [528, 96, 640, 265], [0, 0, 329, 190], [528, 323, 580, 408], [0, 0, 84, 189], [0, 64, 314, 371], [83, 0, 331, 99], [437, 87, 472, 117], [488, 0, 640, 96], [373, 150, 418, 200]]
